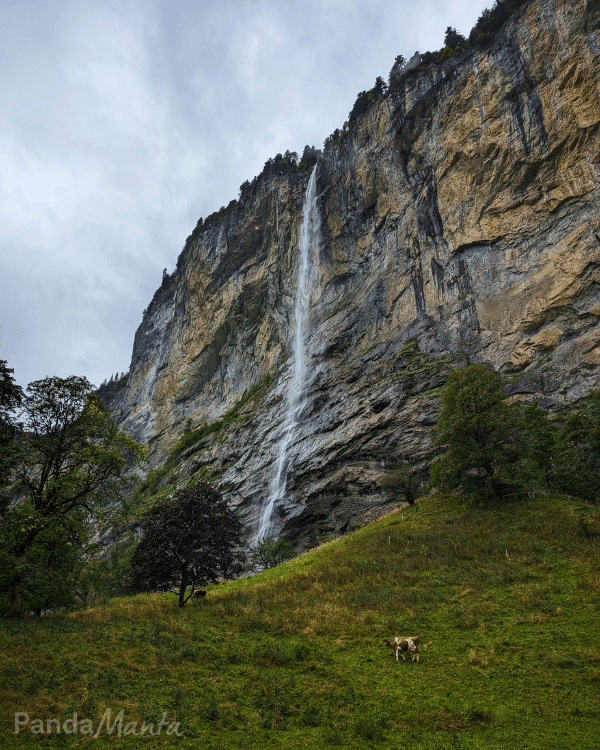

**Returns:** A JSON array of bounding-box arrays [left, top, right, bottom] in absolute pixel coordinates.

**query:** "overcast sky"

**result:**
[[1, 0, 492, 390]]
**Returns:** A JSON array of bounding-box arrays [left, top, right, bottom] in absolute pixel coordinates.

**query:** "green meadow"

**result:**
[[1, 493, 598, 749]]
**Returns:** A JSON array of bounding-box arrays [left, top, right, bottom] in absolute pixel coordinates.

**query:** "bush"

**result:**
[[381, 460, 423, 505], [247, 537, 296, 571]]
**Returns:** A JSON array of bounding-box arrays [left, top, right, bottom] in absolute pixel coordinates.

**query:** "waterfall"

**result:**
[[255, 165, 320, 541]]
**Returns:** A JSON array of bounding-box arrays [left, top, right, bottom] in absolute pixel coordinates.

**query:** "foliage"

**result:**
[[129, 371, 276, 513], [0, 360, 23, 510], [380, 459, 423, 505], [0, 516, 83, 615], [0, 375, 145, 616], [170, 421, 223, 460], [168, 372, 274, 464], [388, 54, 406, 86], [431, 359, 600, 502], [431, 365, 523, 496], [128, 482, 244, 607], [444, 26, 468, 51], [469, 0, 531, 47], [347, 89, 371, 125], [552, 392, 600, 501], [74, 533, 138, 606], [95, 371, 128, 401], [324, 75, 390, 148], [247, 536, 296, 572], [520, 402, 560, 488], [298, 145, 320, 170]]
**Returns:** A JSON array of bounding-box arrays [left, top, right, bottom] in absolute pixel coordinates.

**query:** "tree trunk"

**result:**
[[178, 563, 188, 607], [8, 585, 23, 618]]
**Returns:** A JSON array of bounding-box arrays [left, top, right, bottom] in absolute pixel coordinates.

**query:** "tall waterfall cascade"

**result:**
[[254, 165, 320, 541]]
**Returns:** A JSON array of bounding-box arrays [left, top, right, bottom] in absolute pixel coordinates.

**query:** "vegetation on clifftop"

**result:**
[[323, 0, 534, 148]]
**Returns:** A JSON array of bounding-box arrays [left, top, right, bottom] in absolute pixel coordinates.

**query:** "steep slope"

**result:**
[[2, 494, 598, 748], [108, 0, 600, 546]]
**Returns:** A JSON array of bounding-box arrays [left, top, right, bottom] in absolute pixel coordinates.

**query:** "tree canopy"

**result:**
[[444, 26, 467, 51], [128, 482, 244, 607], [430, 363, 600, 502], [431, 365, 522, 496], [0, 374, 145, 616], [247, 536, 296, 572]]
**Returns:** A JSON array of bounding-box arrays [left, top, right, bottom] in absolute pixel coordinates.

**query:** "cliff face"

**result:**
[[109, 0, 600, 548]]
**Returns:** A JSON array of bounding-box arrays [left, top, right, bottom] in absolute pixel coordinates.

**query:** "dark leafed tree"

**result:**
[[128, 482, 245, 607], [552, 392, 600, 501], [0, 375, 145, 616], [348, 89, 370, 124], [521, 402, 559, 489], [373, 75, 388, 98], [299, 145, 320, 169]]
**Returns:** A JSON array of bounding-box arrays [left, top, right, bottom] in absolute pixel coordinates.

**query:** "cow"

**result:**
[[192, 589, 207, 599], [384, 636, 431, 662]]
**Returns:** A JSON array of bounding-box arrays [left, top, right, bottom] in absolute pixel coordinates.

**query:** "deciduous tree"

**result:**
[[431, 365, 522, 496], [247, 536, 296, 572], [128, 482, 244, 607], [553, 392, 600, 501], [0, 375, 144, 616], [381, 458, 422, 505]]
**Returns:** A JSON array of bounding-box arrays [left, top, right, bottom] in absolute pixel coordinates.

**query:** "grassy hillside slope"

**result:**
[[1, 493, 598, 749]]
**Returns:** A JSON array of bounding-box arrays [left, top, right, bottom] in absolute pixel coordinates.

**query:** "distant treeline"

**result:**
[[172, 144, 321, 275]]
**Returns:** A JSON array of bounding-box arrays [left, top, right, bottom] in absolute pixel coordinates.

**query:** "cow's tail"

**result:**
[[422, 642, 432, 649]]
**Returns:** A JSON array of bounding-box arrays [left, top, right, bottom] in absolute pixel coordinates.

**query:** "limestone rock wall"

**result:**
[[109, 0, 600, 548]]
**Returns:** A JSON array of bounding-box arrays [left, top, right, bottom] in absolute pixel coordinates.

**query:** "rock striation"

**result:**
[[107, 0, 600, 549]]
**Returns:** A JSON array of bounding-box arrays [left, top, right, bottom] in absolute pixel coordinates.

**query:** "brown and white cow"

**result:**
[[384, 636, 430, 662]]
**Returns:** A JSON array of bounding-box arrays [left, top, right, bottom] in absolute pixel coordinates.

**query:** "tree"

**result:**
[[128, 482, 244, 607], [74, 532, 137, 606], [388, 54, 406, 86], [0, 375, 145, 616], [373, 76, 388, 99], [299, 145, 320, 170], [444, 26, 467, 51], [283, 149, 298, 166], [431, 365, 522, 496], [381, 458, 422, 505], [0, 360, 23, 509], [552, 392, 600, 501], [521, 403, 559, 488], [348, 90, 370, 124], [247, 536, 296, 572]]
